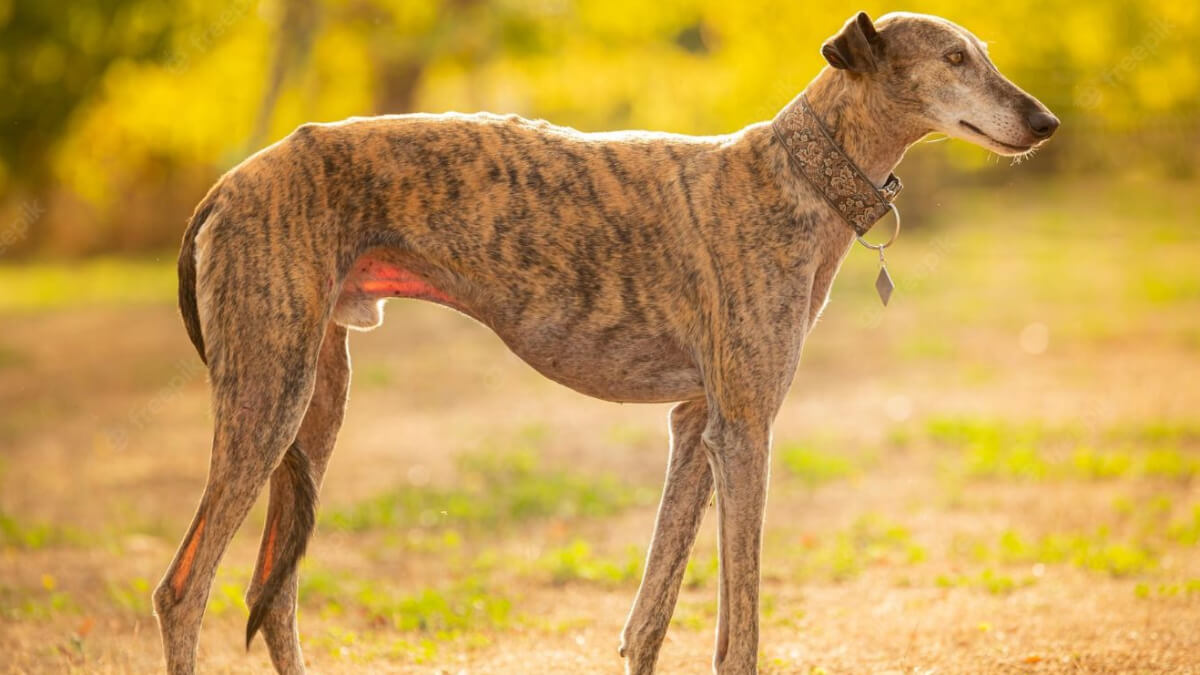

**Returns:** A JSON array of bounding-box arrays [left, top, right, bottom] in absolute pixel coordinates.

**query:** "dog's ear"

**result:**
[[821, 12, 882, 73]]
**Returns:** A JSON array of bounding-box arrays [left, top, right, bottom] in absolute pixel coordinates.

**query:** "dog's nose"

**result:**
[[1027, 110, 1060, 139]]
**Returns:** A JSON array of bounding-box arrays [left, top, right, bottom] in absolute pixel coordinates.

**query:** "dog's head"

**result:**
[[821, 11, 1059, 156]]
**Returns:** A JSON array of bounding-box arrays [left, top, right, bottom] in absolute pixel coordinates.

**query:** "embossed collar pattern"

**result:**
[[771, 94, 902, 237]]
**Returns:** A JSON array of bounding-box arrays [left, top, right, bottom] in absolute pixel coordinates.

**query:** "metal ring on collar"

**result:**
[[856, 203, 901, 251]]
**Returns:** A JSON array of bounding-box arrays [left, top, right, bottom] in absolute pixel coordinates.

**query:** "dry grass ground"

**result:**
[[2, 176, 1199, 673]]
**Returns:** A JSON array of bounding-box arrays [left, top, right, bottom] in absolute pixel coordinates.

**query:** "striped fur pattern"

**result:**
[[152, 12, 1056, 674]]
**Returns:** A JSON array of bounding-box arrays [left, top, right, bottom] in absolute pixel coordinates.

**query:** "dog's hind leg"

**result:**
[[243, 322, 350, 673], [620, 399, 713, 674], [153, 244, 333, 674]]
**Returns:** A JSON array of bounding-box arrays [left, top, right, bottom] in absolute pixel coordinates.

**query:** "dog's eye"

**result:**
[[946, 50, 965, 65]]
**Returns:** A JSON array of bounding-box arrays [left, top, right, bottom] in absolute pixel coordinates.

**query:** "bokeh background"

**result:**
[[1, 1, 1198, 673]]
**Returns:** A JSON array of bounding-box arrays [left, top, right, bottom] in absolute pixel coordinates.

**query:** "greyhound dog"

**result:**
[[153, 11, 1058, 674]]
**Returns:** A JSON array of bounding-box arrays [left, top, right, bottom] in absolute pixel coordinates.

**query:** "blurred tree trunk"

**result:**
[[249, 0, 320, 150], [376, 58, 426, 114], [251, 0, 483, 140], [372, 0, 482, 114]]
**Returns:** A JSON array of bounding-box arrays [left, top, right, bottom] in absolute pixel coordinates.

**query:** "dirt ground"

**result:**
[[2, 179, 1199, 673]]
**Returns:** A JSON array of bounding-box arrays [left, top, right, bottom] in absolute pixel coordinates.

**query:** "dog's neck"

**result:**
[[790, 69, 928, 187], [748, 69, 929, 317]]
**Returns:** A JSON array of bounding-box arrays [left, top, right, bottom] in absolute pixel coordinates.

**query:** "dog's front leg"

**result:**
[[702, 412, 772, 675], [621, 399, 713, 674]]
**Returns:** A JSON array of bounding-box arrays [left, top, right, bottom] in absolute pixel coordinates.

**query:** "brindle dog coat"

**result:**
[[154, 12, 1057, 675]]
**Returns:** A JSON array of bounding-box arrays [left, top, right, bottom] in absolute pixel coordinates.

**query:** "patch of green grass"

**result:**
[[0, 578, 79, 620], [963, 442, 1050, 480], [0, 510, 86, 550], [927, 418, 1056, 481], [1104, 421, 1200, 444], [1134, 579, 1200, 600], [323, 444, 650, 533], [927, 417, 1200, 483], [935, 568, 1033, 595], [948, 532, 994, 563], [106, 577, 152, 615], [1167, 506, 1200, 546], [777, 444, 857, 488], [926, 418, 1044, 447], [0, 258, 176, 314], [536, 540, 643, 587], [1070, 447, 1134, 479], [683, 552, 719, 590], [794, 515, 925, 583], [366, 578, 511, 634], [300, 568, 511, 638], [1141, 448, 1200, 480], [994, 529, 1157, 577], [377, 529, 464, 556], [307, 625, 491, 665], [207, 581, 248, 616], [670, 598, 715, 632]]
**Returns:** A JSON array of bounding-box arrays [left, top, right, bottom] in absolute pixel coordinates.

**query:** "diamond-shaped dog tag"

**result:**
[[875, 266, 894, 306]]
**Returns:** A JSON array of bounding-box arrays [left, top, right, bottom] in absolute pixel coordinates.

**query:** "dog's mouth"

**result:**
[[958, 121, 1034, 154]]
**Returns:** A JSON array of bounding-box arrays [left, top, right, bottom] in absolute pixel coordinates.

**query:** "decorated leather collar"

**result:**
[[771, 94, 902, 237], [771, 93, 902, 305]]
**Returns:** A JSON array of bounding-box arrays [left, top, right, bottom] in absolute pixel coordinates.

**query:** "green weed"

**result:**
[[323, 446, 649, 533], [778, 444, 857, 488], [537, 540, 643, 587], [926, 418, 1041, 447], [0, 510, 85, 550], [670, 598, 716, 632], [935, 568, 1032, 595], [1141, 448, 1200, 480], [795, 515, 925, 583], [299, 567, 512, 636], [207, 581, 248, 616], [1167, 506, 1200, 546], [995, 529, 1157, 577], [307, 627, 456, 665], [378, 529, 464, 555], [367, 578, 511, 634], [1134, 579, 1200, 600], [963, 443, 1049, 480], [0, 579, 79, 620], [1070, 447, 1134, 479], [683, 553, 720, 590], [928, 417, 1200, 483], [106, 577, 152, 615]]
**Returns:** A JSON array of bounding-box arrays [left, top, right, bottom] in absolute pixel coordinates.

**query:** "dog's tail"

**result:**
[[178, 193, 217, 365], [245, 441, 318, 648]]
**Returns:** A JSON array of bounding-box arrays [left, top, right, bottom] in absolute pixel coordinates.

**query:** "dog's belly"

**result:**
[[493, 329, 704, 403], [333, 254, 704, 403]]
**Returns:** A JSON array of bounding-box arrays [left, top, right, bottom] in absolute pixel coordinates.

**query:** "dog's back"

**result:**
[[179, 112, 805, 403]]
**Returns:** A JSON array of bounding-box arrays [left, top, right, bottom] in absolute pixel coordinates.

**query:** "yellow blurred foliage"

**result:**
[[2, 0, 1197, 254]]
